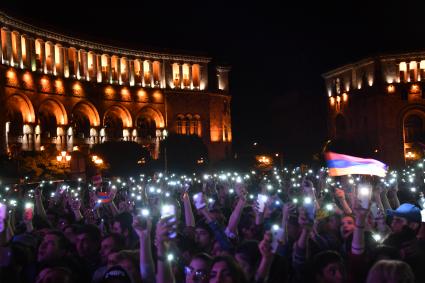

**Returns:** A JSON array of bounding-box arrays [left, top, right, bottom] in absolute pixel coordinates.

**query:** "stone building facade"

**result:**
[[323, 52, 425, 166], [0, 11, 232, 162]]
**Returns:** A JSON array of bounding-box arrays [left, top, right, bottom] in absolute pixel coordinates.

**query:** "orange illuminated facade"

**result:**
[[0, 11, 232, 161], [323, 52, 425, 166]]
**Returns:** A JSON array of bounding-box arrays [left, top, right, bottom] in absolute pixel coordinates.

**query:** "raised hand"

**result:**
[[259, 231, 274, 259], [133, 214, 152, 238]]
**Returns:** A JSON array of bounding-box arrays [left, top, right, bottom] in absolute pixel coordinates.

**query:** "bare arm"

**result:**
[[226, 195, 246, 236], [133, 217, 155, 283], [351, 200, 369, 255], [255, 231, 274, 282], [155, 218, 175, 283], [182, 192, 196, 228], [335, 189, 352, 215], [34, 186, 48, 221]]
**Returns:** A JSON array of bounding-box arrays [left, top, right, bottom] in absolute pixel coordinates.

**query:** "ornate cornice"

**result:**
[[0, 11, 211, 64]]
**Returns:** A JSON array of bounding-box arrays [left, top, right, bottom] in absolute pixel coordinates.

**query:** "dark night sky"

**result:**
[[2, 1, 425, 163]]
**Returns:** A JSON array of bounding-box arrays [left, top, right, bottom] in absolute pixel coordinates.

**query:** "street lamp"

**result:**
[[56, 151, 71, 168]]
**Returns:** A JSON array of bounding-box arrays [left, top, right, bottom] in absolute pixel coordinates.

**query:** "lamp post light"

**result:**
[[56, 151, 71, 168], [162, 129, 168, 174]]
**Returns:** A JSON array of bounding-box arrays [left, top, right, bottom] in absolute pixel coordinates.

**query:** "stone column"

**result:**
[[34, 125, 41, 151], [96, 54, 102, 83], [188, 63, 192, 89], [63, 47, 69, 78], [141, 60, 145, 86], [179, 64, 183, 89], [129, 59, 135, 86], [67, 126, 73, 152], [4, 29, 13, 65], [13, 32, 22, 68]]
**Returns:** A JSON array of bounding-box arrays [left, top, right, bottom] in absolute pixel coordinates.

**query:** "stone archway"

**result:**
[[5, 93, 36, 150], [37, 99, 68, 146], [71, 101, 100, 145], [103, 105, 132, 141]]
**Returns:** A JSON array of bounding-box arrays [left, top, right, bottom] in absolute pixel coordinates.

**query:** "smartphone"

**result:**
[[161, 204, 177, 238], [24, 202, 34, 221], [193, 192, 206, 210], [358, 184, 372, 209], [421, 209, 425, 223], [303, 197, 315, 222], [271, 224, 284, 253], [137, 208, 150, 229], [257, 194, 268, 213]]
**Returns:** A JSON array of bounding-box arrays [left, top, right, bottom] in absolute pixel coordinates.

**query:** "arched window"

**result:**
[[404, 114, 424, 143], [176, 115, 184, 134], [191, 115, 201, 136], [184, 115, 191, 135]]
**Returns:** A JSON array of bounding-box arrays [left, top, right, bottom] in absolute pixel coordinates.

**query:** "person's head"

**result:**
[[209, 256, 247, 283], [185, 253, 212, 283], [370, 245, 401, 264], [234, 241, 261, 280], [388, 204, 421, 234], [238, 215, 257, 241], [37, 230, 70, 263], [326, 214, 341, 235], [366, 259, 415, 283], [112, 212, 134, 238], [57, 214, 74, 231], [340, 215, 355, 240], [312, 251, 345, 283], [100, 234, 126, 265], [101, 265, 132, 283], [63, 224, 80, 245], [36, 267, 76, 283], [195, 221, 214, 251], [107, 250, 139, 282], [76, 224, 101, 259]]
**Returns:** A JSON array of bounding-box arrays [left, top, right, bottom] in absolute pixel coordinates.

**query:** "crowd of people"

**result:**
[[0, 165, 425, 283]]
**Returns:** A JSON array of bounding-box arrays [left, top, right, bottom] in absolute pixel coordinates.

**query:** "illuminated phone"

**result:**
[[24, 202, 34, 221], [137, 208, 150, 229], [257, 194, 268, 213], [193, 192, 206, 210], [271, 224, 284, 253], [303, 197, 315, 222], [421, 210, 425, 223], [161, 204, 177, 238], [358, 184, 372, 209]]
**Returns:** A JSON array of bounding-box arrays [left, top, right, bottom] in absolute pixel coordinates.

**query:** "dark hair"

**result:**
[[76, 224, 101, 244], [113, 212, 134, 233], [103, 233, 126, 252], [195, 220, 214, 237], [235, 240, 261, 270], [312, 250, 344, 276], [192, 253, 213, 267], [211, 256, 248, 283], [45, 230, 71, 251], [370, 245, 401, 264]]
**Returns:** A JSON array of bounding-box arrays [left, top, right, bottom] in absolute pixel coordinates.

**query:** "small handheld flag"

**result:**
[[325, 152, 387, 177]]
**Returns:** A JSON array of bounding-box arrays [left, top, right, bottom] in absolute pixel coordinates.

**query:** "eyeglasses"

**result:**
[[184, 266, 208, 280]]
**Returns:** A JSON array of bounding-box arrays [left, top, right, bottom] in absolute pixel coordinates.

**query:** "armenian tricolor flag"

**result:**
[[96, 191, 111, 203], [325, 152, 387, 177]]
